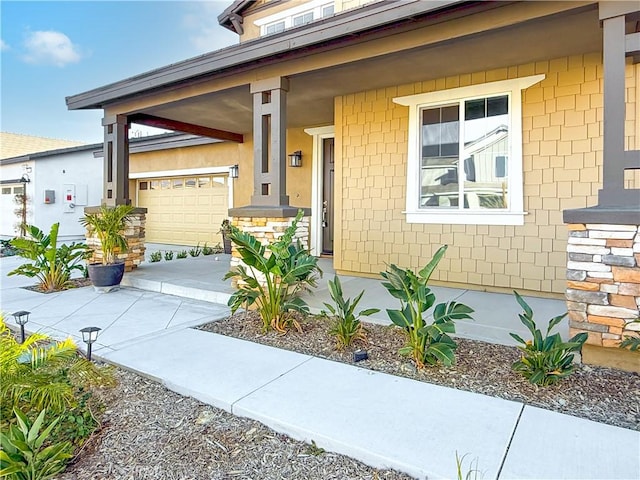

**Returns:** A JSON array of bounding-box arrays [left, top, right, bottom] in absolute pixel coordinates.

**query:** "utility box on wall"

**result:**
[[44, 190, 55, 204], [63, 184, 75, 213]]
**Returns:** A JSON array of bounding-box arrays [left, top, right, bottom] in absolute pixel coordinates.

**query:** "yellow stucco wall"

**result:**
[[334, 54, 638, 295], [128, 127, 313, 210]]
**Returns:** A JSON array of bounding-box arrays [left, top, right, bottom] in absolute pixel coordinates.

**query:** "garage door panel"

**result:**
[[138, 174, 229, 246]]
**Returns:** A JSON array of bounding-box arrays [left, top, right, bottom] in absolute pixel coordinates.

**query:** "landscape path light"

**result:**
[[80, 326, 101, 361], [12, 310, 30, 343]]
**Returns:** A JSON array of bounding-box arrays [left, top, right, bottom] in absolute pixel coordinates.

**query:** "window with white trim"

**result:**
[[257, 1, 334, 36], [264, 20, 285, 35], [393, 74, 544, 226], [292, 11, 314, 26]]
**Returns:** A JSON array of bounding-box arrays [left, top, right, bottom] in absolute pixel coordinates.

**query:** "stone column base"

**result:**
[[565, 222, 639, 369], [84, 208, 147, 272]]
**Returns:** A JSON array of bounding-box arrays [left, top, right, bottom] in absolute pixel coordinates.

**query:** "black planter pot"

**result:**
[[87, 262, 125, 292]]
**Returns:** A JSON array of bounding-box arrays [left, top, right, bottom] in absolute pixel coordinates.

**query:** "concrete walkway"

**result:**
[[1, 254, 638, 479]]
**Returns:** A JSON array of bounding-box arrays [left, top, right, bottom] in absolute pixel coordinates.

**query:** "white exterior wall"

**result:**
[[1, 161, 35, 237], [0, 149, 102, 241]]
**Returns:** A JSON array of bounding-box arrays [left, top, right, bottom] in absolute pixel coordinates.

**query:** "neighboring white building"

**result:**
[[1, 143, 103, 241]]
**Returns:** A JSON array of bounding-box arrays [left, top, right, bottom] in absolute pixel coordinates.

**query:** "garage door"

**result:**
[[137, 174, 229, 246]]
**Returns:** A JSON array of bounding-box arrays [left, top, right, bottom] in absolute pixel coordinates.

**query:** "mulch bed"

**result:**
[[22, 277, 92, 293], [199, 311, 640, 431]]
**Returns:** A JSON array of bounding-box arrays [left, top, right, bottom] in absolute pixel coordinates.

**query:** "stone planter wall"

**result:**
[[85, 210, 146, 272], [566, 223, 640, 352], [229, 216, 310, 286]]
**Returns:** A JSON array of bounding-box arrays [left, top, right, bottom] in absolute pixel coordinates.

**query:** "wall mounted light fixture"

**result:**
[[229, 164, 239, 179], [288, 150, 302, 167]]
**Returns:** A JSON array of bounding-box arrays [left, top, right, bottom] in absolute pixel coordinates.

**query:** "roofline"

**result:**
[[66, 0, 467, 111], [0, 133, 214, 165], [218, 0, 255, 33]]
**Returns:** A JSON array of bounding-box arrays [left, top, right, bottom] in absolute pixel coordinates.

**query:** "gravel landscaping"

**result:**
[[199, 312, 640, 431]]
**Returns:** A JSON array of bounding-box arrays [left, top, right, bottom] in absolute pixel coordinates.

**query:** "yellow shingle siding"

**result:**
[[334, 54, 638, 295], [0, 132, 84, 160]]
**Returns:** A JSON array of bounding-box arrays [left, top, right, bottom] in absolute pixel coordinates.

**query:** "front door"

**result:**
[[322, 138, 335, 255]]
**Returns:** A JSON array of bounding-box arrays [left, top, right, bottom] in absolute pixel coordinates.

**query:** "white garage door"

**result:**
[[137, 174, 229, 246]]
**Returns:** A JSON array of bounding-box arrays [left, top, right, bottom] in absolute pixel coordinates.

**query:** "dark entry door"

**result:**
[[322, 138, 334, 255]]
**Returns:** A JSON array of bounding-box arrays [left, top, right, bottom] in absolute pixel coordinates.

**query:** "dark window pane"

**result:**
[[441, 105, 459, 123], [487, 96, 508, 116], [139, 181, 148, 190], [495, 156, 507, 178], [441, 142, 458, 157], [465, 99, 485, 120], [422, 108, 440, 125], [422, 145, 439, 157]]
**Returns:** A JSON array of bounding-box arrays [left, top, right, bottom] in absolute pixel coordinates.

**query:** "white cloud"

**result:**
[[1, 39, 9, 51], [182, 3, 238, 54], [23, 30, 82, 67]]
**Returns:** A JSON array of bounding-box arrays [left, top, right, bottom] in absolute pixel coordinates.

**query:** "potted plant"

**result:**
[[80, 204, 135, 291], [219, 219, 232, 254]]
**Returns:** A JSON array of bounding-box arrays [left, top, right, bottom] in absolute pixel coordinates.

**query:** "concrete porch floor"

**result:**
[[129, 243, 568, 347]]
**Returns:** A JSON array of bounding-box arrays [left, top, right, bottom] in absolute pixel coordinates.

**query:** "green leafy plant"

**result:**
[[381, 245, 474, 368], [149, 251, 162, 263], [189, 244, 202, 257], [176, 250, 188, 259], [510, 291, 588, 386], [1, 238, 18, 257], [0, 317, 114, 419], [8, 223, 89, 292], [164, 251, 174, 261], [224, 210, 321, 333], [201, 243, 214, 255], [321, 275, 379, 349], [79, 204, 135, 265], [456, 452, 481, 480], [620, 319, 640, 352], [0, 408, 73, 480]]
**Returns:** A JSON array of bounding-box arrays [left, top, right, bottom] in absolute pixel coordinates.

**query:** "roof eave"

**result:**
[[66, 0, 468, 111]]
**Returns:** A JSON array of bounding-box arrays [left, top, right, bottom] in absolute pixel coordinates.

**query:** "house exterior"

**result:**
[[0, 142, 101, 241], [1, 133, 223, 242], [66, 1, 639, 368]]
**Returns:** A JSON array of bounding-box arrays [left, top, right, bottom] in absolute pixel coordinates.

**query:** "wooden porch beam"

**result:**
[[129, 113, 244, 143]]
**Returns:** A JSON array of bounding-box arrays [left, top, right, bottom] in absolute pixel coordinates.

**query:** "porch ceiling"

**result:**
[[134, 7, 600, 135]]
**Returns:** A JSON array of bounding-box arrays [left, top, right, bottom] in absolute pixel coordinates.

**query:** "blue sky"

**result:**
[[1, 1, 238, 143]]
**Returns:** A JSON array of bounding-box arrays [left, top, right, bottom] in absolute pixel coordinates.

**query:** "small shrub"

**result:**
[[620, 319, 640, 352], [321, 275, 379, 349], [0, 408, 73, 480], [224, 210, 321, 333], [381, 245, 474, 368], [0, 238, 18, 257], [189, 244, 202, 257], [201, 243, 214, 255], [510, 291, 587, 386], [8, 223, 89, 292], [149, 251, 162, 262], [176, 250, 188, 259], [164, 251, 174, 261]]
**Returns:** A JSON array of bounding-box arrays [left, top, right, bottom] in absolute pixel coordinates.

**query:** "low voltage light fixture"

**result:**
[[12, 311, 30, 343], [353, 349, 368, 362], [229, 164, 239, 179], [288, 150, 302, 167], [80, 326, 101, 361]]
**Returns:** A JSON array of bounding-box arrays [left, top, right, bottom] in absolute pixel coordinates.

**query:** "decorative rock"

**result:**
[[602, 255, 636, 267], [588, 230, 636, 240], [566, 270, 587, 281], [567, 261, 611, 272], [568, 237, 607, 246], [566, 301, 587, 312], [586, 224, 638, 232], [610, 248, 634, 256], [618, 283, 640, 296], [587, 305, 639, 319], [566, 289, 608, 305], [598, 284, 618, 294], [586, 315, 625, 328], [568, 253, 594, 262], [566, 245, 609, 255], [566, 281, 599, 292], [611, 267, 640, 283], [609, 294, 638, 310]]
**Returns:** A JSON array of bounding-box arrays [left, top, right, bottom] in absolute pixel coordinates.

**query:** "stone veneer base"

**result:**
[[565, 222, 639, 369], [84, 208, 147, 272]]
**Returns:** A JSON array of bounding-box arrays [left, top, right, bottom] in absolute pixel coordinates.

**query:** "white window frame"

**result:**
[[393, 74, 544, 226]]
